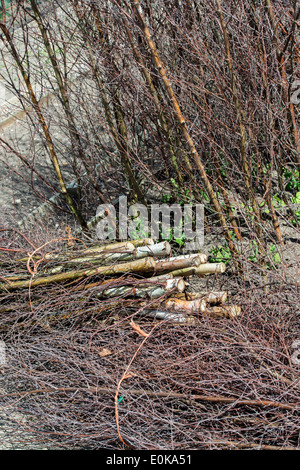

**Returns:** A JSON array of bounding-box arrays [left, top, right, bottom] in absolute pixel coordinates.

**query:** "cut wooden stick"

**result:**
[[134, 241, 171, 258], [142, 304, 240, 322], [0, 257, 157, 290], [58, 241, 168, 262], [129, 238, 154, 247], [165, 297, 207, 313], [203, 305, 241, 319], [59, 241, 136, 257], [167, 253, 208, 263], [17, 241, 136, 264], [170, 262, 226, 277], [100, 277, 185, 300], [46, 241, 171, 272], [154, 254, 206, 273], [46, 246, 137, 273], [137, 296, 206, 314], [174, 291, 228, 305], [147, 310, 196, 323], [76, 273, 175, 293], [192, 262, 226, 274]]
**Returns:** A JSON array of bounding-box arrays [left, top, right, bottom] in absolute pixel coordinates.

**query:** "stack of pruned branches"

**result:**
[[0, 237, 240, 333], [0, 229, 299, 451]]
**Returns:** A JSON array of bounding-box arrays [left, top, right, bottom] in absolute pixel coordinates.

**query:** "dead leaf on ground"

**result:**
[[99, 348, 113, 357]]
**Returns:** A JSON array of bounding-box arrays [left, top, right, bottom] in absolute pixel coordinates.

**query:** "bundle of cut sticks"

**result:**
[[0, 238, 241, 322]]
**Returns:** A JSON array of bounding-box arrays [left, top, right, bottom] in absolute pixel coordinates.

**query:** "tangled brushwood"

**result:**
[[0, 0, 299, 451], [0, 229, 299, 450]]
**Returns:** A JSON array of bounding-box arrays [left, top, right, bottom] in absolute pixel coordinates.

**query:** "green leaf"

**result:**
[[291, 192, 300, 204]]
